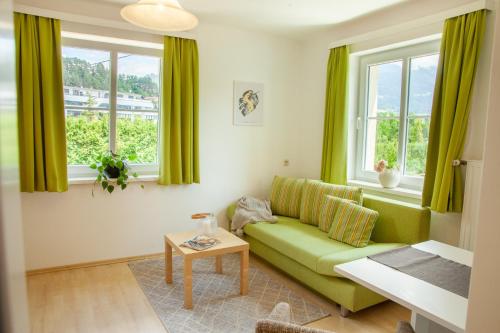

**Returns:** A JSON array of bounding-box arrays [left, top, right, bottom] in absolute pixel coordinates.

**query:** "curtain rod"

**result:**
[[13, 4, 196, 40], [329, 0, 495, 49]]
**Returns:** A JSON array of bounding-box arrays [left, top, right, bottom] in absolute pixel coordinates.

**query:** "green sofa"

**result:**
[[227, 192, 430, 314]]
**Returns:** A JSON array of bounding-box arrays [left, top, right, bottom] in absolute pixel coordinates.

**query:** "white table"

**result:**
[[334, 240, 473, 333]]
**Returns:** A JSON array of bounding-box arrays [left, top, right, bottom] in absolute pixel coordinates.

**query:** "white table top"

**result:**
[[334, 240, 473, 333]]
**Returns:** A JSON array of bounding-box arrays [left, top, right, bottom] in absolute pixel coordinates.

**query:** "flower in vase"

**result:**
[[374, 160, 387, 173]]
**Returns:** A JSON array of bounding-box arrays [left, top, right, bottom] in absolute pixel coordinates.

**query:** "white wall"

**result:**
[[21, 19, 302, 270], [296, 0, 495, 246], [466, 1, 500, 330]]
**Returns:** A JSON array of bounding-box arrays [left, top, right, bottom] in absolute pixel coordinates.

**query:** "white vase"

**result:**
[[378, 169, 400, 188]]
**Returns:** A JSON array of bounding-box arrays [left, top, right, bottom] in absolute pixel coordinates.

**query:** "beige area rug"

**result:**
[[129, 253, 329, 333]]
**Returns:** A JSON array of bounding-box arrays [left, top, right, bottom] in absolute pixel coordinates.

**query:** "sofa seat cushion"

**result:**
[[244, 216, 354, 272], [316, 242, 405, 276]]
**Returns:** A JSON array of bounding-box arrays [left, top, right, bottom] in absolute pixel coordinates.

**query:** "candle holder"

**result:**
[[191, 213, 218, 237]]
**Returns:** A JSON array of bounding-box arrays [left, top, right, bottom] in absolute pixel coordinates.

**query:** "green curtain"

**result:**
[[422, 10, 486, 213], [159, 36, 199, 185], [321, 45, 349, 185], [14, 13, 68, 192]]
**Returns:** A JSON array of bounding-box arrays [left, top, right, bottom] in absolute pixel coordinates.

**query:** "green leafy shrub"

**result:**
[[66, 112, 158, 166]]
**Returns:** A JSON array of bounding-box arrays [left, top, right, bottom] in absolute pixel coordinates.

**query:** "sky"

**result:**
[[62, 47, 160, 78], [411, 53, 439, 69]]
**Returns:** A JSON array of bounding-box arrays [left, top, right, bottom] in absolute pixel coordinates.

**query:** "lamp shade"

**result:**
[[120, 0, 198, 32]]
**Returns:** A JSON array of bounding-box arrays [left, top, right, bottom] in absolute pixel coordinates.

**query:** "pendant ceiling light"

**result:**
[[121, 0, 198, 32]]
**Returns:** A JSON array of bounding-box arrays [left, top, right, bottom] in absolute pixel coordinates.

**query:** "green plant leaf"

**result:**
[[121, 183, 127, 190], [102, 181, 108, 190], [97, 174, 102, 182], [98, 165, 104, 172], [140, 184, 144, 189], [107, 185, 114, 193], [132, 172, 139, 178], [116, 160, 123, 169], [90, 163, 97, 169], [109, 159, 116, 167]]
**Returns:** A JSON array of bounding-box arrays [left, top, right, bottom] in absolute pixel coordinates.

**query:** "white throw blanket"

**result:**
[[231, 196, 277, 235]]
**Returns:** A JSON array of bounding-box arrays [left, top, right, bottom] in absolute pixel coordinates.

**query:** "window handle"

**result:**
[[356, 117, 361, 130]]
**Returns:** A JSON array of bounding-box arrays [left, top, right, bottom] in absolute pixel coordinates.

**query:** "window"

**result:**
[[62, 37, 162, 177], [355, 41, 440, 189]]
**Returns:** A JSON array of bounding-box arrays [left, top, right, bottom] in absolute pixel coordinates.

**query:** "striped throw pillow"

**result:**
[[269, 176, 305, 218], [300, 180, 363, 226], [318, 195, 357, 232], [328, 200, 378, 247]]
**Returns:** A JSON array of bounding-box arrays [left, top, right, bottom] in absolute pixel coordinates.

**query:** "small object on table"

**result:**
[[180, 235, 220, 251], [191, 212, 218, 236]]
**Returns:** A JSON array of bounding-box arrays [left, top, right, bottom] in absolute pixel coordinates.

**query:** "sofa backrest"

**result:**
[[363, 194, 430, 244]]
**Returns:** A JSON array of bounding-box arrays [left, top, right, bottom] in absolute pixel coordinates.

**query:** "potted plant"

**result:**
[[374, 160, 400, 188], [89, 151, 142, 196]]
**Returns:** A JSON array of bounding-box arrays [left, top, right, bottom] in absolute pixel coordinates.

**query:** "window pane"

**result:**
[[116, 54, 160, 163], [367, 60, 402, 118], [364, 118, 399, 171], [405, 54, 438, 176], [405, 117, 430, 176], [408, 54, 439, 116], [63, 47, 110, 165]]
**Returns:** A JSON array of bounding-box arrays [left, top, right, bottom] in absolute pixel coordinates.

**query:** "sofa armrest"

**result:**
[[226, 202, 237, 220], [226, 202, 237, 231], [363, 194, 430, 244]]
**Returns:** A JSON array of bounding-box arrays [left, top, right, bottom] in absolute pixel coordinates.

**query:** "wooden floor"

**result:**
[[27, 255, 410, 333]]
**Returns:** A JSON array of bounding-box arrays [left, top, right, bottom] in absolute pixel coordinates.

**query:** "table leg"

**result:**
[[240, 249, 249, 295], [184, 257, 193, 309], [215, 255, 223, 274], [165, 241, 173, 284]]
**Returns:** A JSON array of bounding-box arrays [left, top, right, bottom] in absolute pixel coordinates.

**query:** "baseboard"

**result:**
[[26, 252, 164, 276]]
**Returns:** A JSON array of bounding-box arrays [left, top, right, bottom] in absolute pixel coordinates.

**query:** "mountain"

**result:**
[[376, 61, 437, 116]]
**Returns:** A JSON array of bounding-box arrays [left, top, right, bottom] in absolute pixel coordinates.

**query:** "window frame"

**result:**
[[354, 40, 440, 190], [62, 37, 163, 178]]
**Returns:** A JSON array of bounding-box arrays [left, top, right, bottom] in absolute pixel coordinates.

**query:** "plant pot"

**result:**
[[378, 169, 400, 188], [104, 165, 121, 179]]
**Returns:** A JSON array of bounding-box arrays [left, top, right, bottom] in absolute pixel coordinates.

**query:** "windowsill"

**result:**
[[347, 179, 422, 200], [69, 175, 159, 185]]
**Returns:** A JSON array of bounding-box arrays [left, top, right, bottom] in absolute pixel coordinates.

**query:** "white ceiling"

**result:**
[[99, 0, 408, 38]]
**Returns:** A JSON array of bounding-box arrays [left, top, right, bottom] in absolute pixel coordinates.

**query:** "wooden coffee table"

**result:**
[[164, 227, 249, 309]]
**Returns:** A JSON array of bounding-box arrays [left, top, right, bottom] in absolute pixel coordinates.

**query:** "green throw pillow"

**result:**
[[328, 200, 379, 248], [318, 195, 357, 233], [300, 179, 363, 226], [269, 176, 305, 218]]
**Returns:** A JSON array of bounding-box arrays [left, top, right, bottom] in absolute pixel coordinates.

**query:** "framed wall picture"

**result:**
[[233, 81, 264, 126]]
